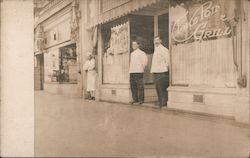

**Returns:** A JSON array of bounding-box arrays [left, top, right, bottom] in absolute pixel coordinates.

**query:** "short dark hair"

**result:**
[[132, 39, 140, 45]]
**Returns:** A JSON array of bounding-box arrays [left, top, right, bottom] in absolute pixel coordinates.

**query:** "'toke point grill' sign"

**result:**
[[172, 1, 234, 43]]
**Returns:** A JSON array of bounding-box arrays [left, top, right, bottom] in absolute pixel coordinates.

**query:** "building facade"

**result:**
[[34, 0, 250, 124], [34, 0, 82, 97]]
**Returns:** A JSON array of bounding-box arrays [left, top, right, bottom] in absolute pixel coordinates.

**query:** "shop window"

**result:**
[[171, 0, 237, 44], [101, 16, 130, 84], [58, 44, 77, 83], [170, 0, 238, 87]]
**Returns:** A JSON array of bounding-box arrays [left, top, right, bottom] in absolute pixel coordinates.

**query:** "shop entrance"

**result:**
[[98, 1, 169, 103], [130, 11, 169, 103]]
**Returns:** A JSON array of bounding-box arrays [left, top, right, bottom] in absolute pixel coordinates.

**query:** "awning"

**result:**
[[88, 0, 163, 28]]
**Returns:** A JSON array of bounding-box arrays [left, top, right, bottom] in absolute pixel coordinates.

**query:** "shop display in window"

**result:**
[[44, 44, 77, 83], [102, 19, 130, 84], [59, 44, 77, 83]]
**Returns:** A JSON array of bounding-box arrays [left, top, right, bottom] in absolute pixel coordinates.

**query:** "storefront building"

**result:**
[[34, 0, 249, 123], [85, 0, 169, 103], [34, 0, 83, 97], [85, 0, 249, 123]]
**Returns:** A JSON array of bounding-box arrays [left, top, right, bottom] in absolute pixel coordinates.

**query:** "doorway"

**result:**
[[34, 54, 44, 90], [129, 11, 169, 103]]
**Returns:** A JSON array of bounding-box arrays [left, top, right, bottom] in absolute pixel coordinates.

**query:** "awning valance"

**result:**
[[88, 0, 162, 28]]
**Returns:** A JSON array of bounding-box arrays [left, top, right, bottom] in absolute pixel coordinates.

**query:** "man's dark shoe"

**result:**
[[130, 101, 138, 105], [153, 103, 161, 109], [154, 102, 161, 106], [161, 103, 167, 107], [139, 101, 144, 105]]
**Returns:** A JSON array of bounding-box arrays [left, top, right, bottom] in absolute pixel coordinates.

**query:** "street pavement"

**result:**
[[35, 91, 249, 157]]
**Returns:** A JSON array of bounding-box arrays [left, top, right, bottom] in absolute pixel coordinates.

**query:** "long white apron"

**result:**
[[86, 70, 97, 91], [83, 59, 97, 91]]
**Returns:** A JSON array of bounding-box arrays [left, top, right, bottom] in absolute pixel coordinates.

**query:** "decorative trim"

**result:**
[[70, 0, 81, 42], [35, 24, 45, 53]]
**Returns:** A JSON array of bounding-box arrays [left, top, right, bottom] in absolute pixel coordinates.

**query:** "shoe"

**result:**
[[161, 103, 167, 107], [154, 102, 161, 106], [91, 97, 95, 100], [139, 101, 144, 105], [153, 103, 161, 109], [130, 101, 138, 105]]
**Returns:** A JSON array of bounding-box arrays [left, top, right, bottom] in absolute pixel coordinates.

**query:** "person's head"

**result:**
[[132, 40, 140, 51], [154, 36, 162, 47], [86, 52, 93, 60]]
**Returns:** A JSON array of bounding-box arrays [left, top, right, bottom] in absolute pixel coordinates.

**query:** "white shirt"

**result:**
[[151, 44, 170, 73], [129, 48, 148, 73], [83, 58, 95, 71]]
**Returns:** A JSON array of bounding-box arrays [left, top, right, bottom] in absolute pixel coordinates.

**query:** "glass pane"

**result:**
[[102, 18, 130, 84], [59, 43, 77, 83]]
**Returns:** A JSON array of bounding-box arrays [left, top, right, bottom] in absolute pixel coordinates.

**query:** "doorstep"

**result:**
[[130, 102, 248, 128]]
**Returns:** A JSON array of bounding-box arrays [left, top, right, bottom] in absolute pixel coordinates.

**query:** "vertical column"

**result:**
[[1, 0, 34, 156], [96, 26, 102, 101], [235, 0, 250, 124], [80, 0, 91, 98], [154, 15, 158, 37]]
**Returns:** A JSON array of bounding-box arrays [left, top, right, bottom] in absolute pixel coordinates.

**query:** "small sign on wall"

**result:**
[[193, 94, 204, 103], [111, 89, 117, 95]]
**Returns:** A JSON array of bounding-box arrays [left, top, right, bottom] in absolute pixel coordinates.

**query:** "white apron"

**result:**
[[83, 59, 97, 91], [86, 69, 97, 91]]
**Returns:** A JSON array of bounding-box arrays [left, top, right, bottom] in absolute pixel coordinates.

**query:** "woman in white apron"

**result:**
[[83, 53, 97, 100]]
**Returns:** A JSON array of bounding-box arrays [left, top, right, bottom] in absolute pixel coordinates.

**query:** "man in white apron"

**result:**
[[83, 52, 97, 100], [129, 40, 148, 104], [151, 36, 170, 108]]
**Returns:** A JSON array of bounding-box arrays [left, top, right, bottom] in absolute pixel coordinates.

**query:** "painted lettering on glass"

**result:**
[[172, 1, 234, 43]]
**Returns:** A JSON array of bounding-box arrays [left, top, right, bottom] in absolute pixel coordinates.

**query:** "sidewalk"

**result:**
[[35, 91, 249, 157]]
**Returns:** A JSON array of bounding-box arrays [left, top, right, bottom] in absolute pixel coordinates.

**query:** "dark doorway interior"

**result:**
[[34, 54, 44, 90], [158, 13, 169, 48]]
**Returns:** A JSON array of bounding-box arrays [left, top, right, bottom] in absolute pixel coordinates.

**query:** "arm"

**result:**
[[83, 61, 89, 71], [160, 47, 170, 70], [88, 59, 96, 70], [144, 53, 148, 69], [165, 50, 170, 70]]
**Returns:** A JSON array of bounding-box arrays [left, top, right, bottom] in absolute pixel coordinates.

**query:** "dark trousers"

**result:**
[[130, 73, 144, 103], [154, 72, 169, 106]]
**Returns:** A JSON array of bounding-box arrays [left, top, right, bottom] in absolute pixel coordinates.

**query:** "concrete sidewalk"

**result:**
[[35, 91, 249, 157]]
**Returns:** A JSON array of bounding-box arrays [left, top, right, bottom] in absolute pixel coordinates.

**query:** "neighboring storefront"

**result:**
[[34, 0, 82, 97], [168, 0, 249, 123]]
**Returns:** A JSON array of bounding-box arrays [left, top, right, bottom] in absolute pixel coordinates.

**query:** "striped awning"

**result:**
[[88, 0, 162, 28]]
